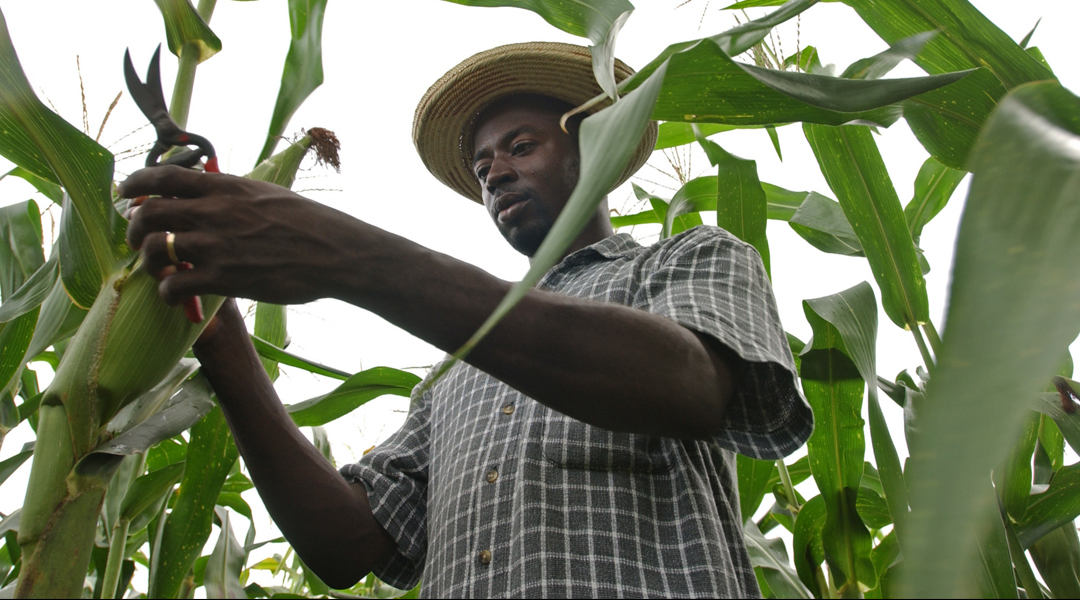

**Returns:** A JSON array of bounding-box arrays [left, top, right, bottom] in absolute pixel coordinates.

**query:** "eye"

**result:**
[[512, 141, 535, 155], [475, 165, 489, 182]]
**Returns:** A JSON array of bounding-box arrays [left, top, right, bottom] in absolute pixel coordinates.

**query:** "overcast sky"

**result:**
[[0, 0, 1077, 593]]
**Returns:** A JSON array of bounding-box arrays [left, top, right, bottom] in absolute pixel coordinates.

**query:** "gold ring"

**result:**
[[165, 232, 181, 265]]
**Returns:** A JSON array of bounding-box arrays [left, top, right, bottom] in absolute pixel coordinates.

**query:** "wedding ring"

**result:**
[[165, 232, 181, 265]]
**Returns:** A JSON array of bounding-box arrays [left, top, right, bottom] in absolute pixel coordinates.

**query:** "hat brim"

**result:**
[[413, 42, 658, 204]]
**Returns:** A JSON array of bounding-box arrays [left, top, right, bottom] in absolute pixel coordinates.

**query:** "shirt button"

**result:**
[[485, 469, 498, 483], [479, 550, 492, 565], [501, 404, 515, 415]]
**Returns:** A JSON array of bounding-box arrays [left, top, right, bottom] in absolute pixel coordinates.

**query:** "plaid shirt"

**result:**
[[341, 226, 813, 598]]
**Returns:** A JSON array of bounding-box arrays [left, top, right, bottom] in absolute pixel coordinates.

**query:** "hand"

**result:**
[[120, 165, 357, 305]]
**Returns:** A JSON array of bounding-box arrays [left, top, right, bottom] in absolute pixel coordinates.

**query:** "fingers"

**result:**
[[126, 196, 203, 250], [158, 262, 219, 306], [140, 230, 215, 276], [117, 164, 233, 200]]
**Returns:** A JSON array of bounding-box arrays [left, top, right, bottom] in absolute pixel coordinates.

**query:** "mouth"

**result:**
[[493, 193, 530, 224]]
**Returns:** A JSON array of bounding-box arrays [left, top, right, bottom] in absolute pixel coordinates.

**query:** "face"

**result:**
[[471, 96, 580, 257]]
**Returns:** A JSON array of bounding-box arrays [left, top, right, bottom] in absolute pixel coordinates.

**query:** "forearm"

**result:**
[[333, 227, 734, 439], [193, 305, 393, 587]]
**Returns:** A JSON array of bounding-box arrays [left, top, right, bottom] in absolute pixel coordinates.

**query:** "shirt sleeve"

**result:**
[[339, 375, 434, 590], [634, 225, 813, 459]]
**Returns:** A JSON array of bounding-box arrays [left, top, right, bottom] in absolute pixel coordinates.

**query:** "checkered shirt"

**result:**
[[340, 226, 813, 598]]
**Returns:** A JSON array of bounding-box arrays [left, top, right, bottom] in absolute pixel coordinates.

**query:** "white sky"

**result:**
[[0, 0, 1077, 594]]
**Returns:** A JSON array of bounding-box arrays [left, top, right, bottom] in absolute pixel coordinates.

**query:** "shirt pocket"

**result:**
[[541, 412, 675, 473]]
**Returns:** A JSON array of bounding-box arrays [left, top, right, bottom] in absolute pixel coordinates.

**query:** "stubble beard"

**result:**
[[504, 153, 581, 257]]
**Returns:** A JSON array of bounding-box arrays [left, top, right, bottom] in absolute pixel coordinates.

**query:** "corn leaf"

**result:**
[[287, 367, 420, 427], [254, 303, 287, 381], [0, 309, 37, 399], [661, 176, 717, 239], [743, 521, 814, 599], [789, 192, 864, 257], [801, 297, 877, 591], [791, 494, 827, 593], [903, 67, 1007, 170], [1016, 462, 1080, 549], [801, 282, 909, 551], [1, 167, 62, 204], [74, 374, 214, 480], [738, 456, 776, 523], [205, 510, 247, 600], [904, 157, 967, 243], [153, 0, 221, 63], [0, 200, 43, 302], [0, 256, 57, 324], [841, 30, 936, 81], [655, 122, 737, 150], [106, 359, 201, 436], [804, 124, 928, 329], [149, 406, 239, 599], [999, 413, 1039, 522], [973, 501, 1019, 599], [0, 9, 131, 308], [250, 334, 350, 381], [0, 446, 32, 490], [842, 0, 1053, 89], [119, 462, 185, 526], [255, 0, 328, 164], [22, 268, 85, 360], [901, 82, 1080, 597], [695, 132, 771, 273], [763, 183, 807, 221], [1029, 524, 1080, 599]]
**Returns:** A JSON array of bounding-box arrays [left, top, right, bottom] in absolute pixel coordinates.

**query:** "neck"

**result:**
[[530, 204, 615, 265]]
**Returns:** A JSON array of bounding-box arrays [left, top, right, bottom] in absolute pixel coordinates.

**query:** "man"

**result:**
[[121, 42, 812, 597]]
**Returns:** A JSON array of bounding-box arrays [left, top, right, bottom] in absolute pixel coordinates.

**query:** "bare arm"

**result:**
[[191, 300, 395, 588], [122, 167, 742, 439]]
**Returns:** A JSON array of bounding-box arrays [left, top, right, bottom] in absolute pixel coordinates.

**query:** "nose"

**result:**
[[484, 153, 517, 196]]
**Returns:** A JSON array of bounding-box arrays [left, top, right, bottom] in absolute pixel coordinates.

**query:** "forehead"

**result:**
[[470, 95, 569, 153]]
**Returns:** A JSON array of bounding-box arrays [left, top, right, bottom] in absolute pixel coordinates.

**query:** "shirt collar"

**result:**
[[552, 233, 639, 269]]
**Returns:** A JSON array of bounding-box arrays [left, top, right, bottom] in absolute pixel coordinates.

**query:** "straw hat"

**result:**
[[412, 42, 658, 204]]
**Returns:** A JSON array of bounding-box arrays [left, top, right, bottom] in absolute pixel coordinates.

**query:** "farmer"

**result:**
[[121, 42, 812, 598]]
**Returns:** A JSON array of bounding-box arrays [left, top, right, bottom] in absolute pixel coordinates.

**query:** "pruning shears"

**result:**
[[124, 45, 217, 323]]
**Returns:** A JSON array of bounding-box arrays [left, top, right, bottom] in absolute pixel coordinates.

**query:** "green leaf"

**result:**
[[804, 124, 928, 329], [255, 0, 328, 164], [792, 495, 827, 593], [105, 359, 201, 437], [900, 83, 1080, 598], [654, 122, 736, 150], [119, 462, 185, 526], [609, 209, 660, 229], [904, 157, 967, 243], [762, 183, 806, 221], [22, 266, 85, 360], [1, 167, 62, 204], [998, 413, 1039, 522], [801, 283, 909, 549], [1019, 19, 1041, 50], [287, 367, 420, 427], [152, 0, 221, 63], [0, 256, 57, 324], [973, 502, 1019, 599], [1016, 463, 1080, 549], [789, 192, 864, 257], [765, 125, 782, 161], [743, 520, 814, 599], [0, 10, 131, 307], [252, 332, 354, 379], [74, 374, 214, 480], [738, 455, 777, 523], [0, 446, 32, 489], [724, 0, 839, 7], [149, 407, 239, 599], [216, 492, 252, 522], [868, 531, 901, 598], [840, 31, 937, 80], [1029, 524, 1080, 599], [441, 0, 633, 48], [695, 133, 770, 273], [254, 303, 287, 382], [205, 510, 247, 600], [841, 0, 1053, 89], [856, 487, 891, 530], [801, 299, 876, 591], [999, 498, 1044, 600], [0, 200, 43, 302], [1031, 390, 1080, 455], [902, 67, 1007, 170], [0, 309, 37, 399], [650, 38, 968, 129], [661, 176, 717, 239]]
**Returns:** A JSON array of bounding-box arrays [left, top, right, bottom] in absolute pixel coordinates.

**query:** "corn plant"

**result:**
[[2, 0, 1080, 598]]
